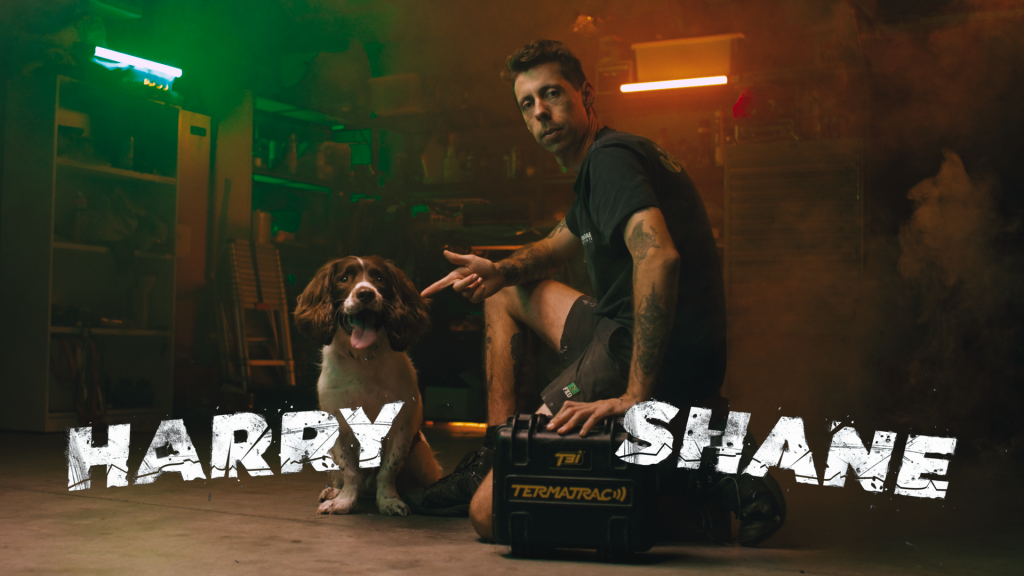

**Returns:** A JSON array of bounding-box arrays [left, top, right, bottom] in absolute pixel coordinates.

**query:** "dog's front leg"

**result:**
[[317, 436, 361, 515], [375, 426, 412, 516], [318, 470, 342, 502]]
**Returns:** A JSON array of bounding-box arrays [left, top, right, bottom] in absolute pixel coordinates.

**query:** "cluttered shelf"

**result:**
[[251, 168, 334, 193], [394, 176, 576, 199], [52, 241, 173, 260], [50, 326, 171, 337], [254, 95, 439, 133], [56, 157, 176, 186]]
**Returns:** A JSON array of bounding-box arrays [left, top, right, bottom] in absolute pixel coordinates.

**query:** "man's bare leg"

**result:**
[[482, 294, 520, 425], [484, 280, 582, 425], [470, 470, 495, 539], [471, 404, 552, 540], [413, 281, 578, 517]]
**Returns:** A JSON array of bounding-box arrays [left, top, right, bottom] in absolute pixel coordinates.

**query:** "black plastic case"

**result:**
[[491, 413, 657, 559]]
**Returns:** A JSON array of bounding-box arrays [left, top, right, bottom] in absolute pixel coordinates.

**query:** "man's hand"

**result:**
[[546, 396, 639, 437], [422, 219, 580, 302], [420, 250, 506, 302]]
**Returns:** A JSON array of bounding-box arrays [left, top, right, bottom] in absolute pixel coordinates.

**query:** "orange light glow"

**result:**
[[422, 421, 488, 429], [620, 75, 728, 93]]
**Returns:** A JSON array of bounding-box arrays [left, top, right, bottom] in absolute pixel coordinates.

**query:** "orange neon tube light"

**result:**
[[620, 75, 728, 93]]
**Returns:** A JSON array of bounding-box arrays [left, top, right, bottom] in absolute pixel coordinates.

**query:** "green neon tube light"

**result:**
[[252, 174, 330, 193], [94, 47, 183, 79]]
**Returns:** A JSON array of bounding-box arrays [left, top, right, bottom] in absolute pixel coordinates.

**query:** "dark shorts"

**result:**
[[540, 295, 723, 415], [540, 296, 631, 415]]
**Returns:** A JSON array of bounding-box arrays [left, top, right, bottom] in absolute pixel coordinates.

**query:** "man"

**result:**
[[413, 40, 772, 542]]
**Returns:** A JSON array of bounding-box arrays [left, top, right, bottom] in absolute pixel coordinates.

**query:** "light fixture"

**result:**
[[252, 174, 330, 193], [94, 47, 182, 79], [422, 421, 488, 429], [620, 75, 728, 93], [627, 33, 742, 93]]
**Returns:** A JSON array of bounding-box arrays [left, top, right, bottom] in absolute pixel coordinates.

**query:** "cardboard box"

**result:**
[[631, 33, 743, 83]]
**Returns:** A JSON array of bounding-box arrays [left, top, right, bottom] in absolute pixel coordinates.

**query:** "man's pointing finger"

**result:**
[[420, 274, 458, 297], [443, 250, 473, 265]]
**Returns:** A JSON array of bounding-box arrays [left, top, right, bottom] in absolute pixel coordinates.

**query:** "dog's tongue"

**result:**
[[349, 315, 377, 350]]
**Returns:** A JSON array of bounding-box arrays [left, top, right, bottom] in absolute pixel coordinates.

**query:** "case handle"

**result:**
[[609, 416, 627, 469], [511, 414, 534, 466]]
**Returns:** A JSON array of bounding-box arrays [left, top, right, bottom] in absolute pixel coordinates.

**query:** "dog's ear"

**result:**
[[294, 259, 341, 346], [382, 259, 431, 352]]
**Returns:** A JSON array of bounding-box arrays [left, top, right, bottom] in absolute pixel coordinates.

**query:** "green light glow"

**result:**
[[94, 47, 182, 78], [252, 174, 330, 193]]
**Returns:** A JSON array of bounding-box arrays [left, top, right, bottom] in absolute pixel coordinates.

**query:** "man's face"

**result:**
[[513, 61, 591, 156]]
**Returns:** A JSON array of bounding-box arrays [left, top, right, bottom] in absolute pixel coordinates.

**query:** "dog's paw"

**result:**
[[318, 496, 356, 515], [377, 496, 411, 517], [319, 487, 341, 502]]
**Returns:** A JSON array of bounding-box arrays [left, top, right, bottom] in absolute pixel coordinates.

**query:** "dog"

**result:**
[[294, 255, 442, 516]]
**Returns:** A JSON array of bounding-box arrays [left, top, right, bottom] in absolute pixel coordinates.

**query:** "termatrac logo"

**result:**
[[506, 477, 633, 505]]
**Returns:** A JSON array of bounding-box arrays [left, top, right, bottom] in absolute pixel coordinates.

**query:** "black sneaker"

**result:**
[[408, 446, 494, 517], [693, 468, 787, 546], [690, 431, 787, 546]]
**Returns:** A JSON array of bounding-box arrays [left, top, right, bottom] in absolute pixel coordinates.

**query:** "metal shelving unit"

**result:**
[[0, 74, 209, 432]]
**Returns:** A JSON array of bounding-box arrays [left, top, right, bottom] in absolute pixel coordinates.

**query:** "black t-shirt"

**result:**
[[565, 127, 726, 393]]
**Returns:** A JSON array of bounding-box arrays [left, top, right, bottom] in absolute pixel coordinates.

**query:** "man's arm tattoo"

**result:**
[[546, 219, 568, 239], [498, 257, 525, 285], [626, 215, 661, 283], [498, 242, 554, 285], [634, 283, 669, 379]]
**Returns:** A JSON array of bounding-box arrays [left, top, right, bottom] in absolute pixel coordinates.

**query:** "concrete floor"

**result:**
[[1, 423, 1021, 575]]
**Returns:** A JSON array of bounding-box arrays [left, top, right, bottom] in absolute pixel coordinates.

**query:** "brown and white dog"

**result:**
[[294, 255, 442, 516]]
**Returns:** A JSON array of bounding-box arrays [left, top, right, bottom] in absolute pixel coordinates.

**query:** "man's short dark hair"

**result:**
[[502, 39, 588, 92]]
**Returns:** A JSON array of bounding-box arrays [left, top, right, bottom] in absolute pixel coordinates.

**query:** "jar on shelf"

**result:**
[[253, 138, 269, 169], [283, 133, 298, 176]]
